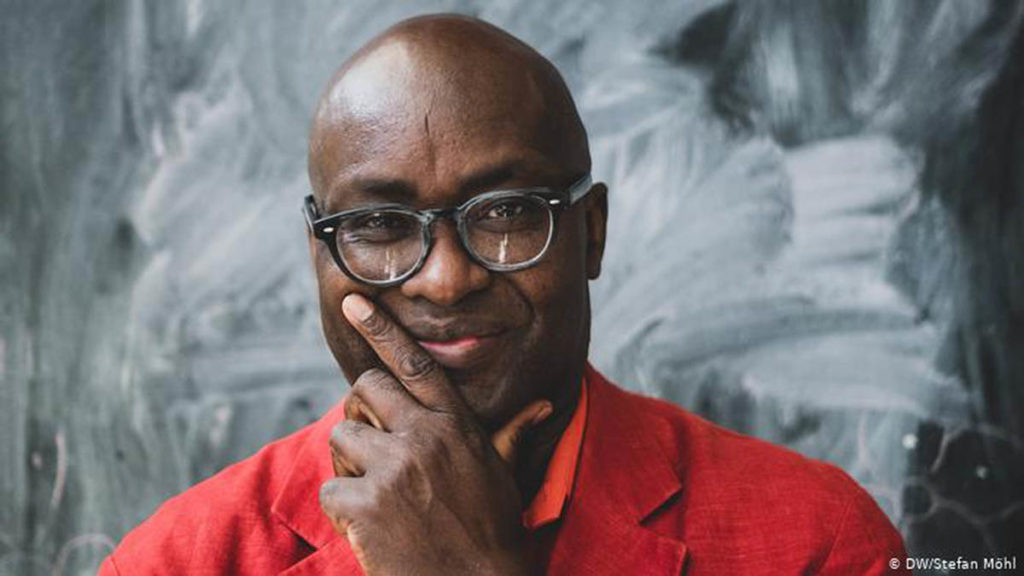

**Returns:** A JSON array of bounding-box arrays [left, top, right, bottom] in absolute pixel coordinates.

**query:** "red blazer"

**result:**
[[101, 364, 907, 574]]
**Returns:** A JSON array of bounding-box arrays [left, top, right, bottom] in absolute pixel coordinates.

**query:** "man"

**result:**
[[100, 14, 908, 575]]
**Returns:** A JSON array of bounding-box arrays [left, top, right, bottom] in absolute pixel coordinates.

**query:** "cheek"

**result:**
[[513, 211, 590, 339], [314, 258, 380, 383], [538, 211, 590, 303], [481, 215, 589, 418]]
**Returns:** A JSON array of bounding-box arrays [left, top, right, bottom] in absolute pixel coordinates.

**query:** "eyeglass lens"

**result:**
[[335, 195, 554, 282]]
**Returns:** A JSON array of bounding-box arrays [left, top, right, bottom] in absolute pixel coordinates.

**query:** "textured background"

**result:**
[[2, 1, 1023, 574]]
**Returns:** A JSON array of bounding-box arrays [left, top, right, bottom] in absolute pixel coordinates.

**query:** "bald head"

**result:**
[[307, 14, 590, 203]]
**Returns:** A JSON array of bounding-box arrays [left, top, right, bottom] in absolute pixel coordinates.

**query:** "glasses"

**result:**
[[303, 174, 593, 286]]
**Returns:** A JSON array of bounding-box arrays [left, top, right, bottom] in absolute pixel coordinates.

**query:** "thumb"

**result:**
[[491, 399, 553, 466]]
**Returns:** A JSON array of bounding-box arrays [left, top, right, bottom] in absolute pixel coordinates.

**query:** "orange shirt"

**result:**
[[522, 374, 588, 530]]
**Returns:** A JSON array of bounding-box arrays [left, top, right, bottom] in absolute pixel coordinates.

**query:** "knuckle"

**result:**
[[397, 348, 438, 381], [353, 368, 392, 393], [361, 311, 393, 339], [330, 420, 364, 447], [318, 479, 340, 509]]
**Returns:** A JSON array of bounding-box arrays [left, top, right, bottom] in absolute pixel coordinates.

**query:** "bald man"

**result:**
[[100, 15, 908, 575]]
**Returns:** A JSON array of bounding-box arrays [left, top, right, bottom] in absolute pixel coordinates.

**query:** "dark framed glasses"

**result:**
[[303, 174, 593, 286]]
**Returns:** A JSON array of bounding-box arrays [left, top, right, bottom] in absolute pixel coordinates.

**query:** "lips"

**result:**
[[415, 331, 508, 369], [400, 316, 511, 370]]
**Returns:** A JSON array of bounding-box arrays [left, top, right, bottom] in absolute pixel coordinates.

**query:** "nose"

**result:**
[[400, 221, 491, 306]]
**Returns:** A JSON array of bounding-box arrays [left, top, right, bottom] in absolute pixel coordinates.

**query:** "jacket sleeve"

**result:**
[[819, 483, 910, 575]]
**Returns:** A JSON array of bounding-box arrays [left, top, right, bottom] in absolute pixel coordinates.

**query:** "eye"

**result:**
[[362, 212, 410, 229], [340, 211, 419, 244], [482, 200, 527, 220], [468, 196, 549, 234]]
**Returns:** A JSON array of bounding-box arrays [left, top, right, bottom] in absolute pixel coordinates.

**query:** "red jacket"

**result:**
[[100, 364, 908, 574]]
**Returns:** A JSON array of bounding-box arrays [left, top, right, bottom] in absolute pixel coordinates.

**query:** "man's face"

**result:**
[[307, 40, 606, 430]]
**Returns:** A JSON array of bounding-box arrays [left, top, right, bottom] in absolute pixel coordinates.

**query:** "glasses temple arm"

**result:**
[[568, 174, 594, 205], [303, 195, 319, 232]]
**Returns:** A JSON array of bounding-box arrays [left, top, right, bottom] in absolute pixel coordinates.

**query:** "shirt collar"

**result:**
[[521, 372, 588, 530]]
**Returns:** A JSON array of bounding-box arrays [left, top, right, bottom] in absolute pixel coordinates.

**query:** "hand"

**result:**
[[319, 294, 552, 576]]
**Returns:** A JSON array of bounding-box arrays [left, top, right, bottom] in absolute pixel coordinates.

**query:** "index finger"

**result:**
[[342, 293, 467, 414]]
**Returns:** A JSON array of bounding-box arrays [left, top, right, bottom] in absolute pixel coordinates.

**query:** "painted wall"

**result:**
[[2, 1, 1021, 573]]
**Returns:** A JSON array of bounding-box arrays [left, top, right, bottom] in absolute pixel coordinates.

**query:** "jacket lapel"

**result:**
[[278, 538, 364, 576], [271, 400, 365, 576], [546, 365, 688, 575]]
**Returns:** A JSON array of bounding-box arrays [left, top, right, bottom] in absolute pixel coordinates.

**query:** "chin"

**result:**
[[447, 367, 522, 429]]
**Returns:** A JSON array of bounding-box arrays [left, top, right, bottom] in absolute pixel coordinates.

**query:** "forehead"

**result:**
[[312, 42, 569, 209]]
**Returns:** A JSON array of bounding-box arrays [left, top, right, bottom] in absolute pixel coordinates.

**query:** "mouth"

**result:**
[[415, 331, 508, 370]]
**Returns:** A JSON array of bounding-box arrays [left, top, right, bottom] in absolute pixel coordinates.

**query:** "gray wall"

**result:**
[[2, 1, 1022, 574]]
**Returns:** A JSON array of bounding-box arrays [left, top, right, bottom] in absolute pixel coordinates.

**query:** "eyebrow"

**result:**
[[344, 178, 418, 204], [327, 159, 538, 210], [458, 162, 521, 195]]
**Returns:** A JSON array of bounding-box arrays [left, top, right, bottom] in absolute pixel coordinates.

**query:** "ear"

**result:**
[[583, 183, 608, 280], [307, 222, 328, 282], [307, 225, 319, 265]]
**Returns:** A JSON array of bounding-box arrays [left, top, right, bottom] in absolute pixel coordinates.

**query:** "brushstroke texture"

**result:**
[[2, 1, 1021, 573]]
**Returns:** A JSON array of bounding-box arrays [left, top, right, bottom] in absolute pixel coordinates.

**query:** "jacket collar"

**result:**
[[543, 363, 687, 574], [271, 363, 686, 575], [578, 363, 683, 521]]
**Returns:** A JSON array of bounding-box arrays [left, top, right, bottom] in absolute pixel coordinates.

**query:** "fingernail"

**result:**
[[531, 403, 553, 425], [343, 294, 374, 322]]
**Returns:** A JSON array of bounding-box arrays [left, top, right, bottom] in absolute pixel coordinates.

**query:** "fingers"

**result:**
[[342, 293, 466, 414], [491, 399, 553, 467], [319, 476, 367, 535], [329, 419, 392, 477], [344, 393, 384, 430], [346, 368, 425, 432]]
